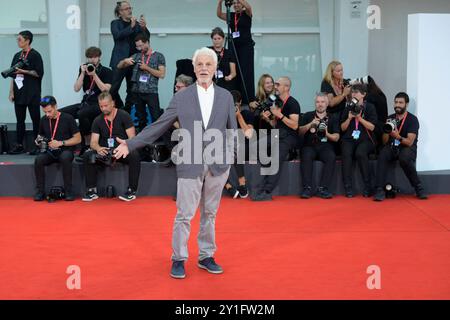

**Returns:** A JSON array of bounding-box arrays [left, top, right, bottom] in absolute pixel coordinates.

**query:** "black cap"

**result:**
[[40, 96, 57, 107]]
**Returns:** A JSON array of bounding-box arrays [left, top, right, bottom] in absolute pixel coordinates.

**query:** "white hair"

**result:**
[[192, 47, 218, 67]]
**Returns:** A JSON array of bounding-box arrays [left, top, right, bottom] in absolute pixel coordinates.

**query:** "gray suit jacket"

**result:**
[[127, 84, 238, 179]]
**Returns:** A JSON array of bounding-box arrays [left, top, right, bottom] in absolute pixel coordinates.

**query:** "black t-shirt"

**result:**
[[11, 48, 44, 104], [238, 109, 254, 130], [300, 111, 340, 147], [91, 109, 134, 148], [79, 64, 113, 104], [209, 46, 236, 89], [38, 112, 79, 151], [340, 102, 378, 142], [321, 80, 346, 115], [386, 112, 419, 148], [276, 96, 301, 138], [230, 12, 253, 47]]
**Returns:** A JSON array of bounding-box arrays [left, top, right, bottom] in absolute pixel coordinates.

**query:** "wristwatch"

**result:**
[[62, 140, 65, 146]]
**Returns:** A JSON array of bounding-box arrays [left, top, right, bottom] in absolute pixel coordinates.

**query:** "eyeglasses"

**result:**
[[121, 6, 132, 11]]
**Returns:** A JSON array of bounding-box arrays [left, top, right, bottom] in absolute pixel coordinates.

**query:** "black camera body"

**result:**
[[1, 58, 30, 79], [256, 94, 282, 119], [47, 186, 65, 203], [36, 136, 50, 153], [348, 98, 362, 116], [84, 63, 96, 73], [310, 118, 328, 140], [88, 148, 114, 166], [383, 118, 399, 134], [224, 0, 234, 7]]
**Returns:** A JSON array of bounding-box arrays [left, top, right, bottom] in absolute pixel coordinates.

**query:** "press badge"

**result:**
[[107, 138, 115, 148], [216, 70, 224, 79], [352, 130, 361, 140], [15, 74, 24, 90], [321, 137, 328, 143], [139, 74, 149, 83], [394, 139, 401, 147], [232, 31, 240, 38]]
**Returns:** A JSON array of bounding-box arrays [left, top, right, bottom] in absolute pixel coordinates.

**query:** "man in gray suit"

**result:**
[[114, 47, 237, 279]]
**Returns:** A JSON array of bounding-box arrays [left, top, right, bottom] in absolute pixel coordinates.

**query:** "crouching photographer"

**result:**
[[82, 92, 141, 202], [373, 92, 427, 201], [34, 96, 81, 201], [298, 93, 340, 199]]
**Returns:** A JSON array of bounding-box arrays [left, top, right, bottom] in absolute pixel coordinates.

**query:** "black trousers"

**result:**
[[233, 43, 255, 104], [260, 135, 297, 194], [301, 143, 336, 188], [34, 150, 74, 192], [226, 163, 245, 186], [375, 145, 421, 188], [110, 67, 134, 109], [14, 102, 40, 145], [59, 102, 101, 137], [341, 139, 375, 187], [83, 149, 141, 191], [131, 92, 161, 132]]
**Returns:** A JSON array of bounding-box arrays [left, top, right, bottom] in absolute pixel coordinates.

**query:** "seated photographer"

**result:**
[[252, 77, 300, 201], [224, 90, 254, 199], [340, 84, 377, 198], [298, 93, 340, 199], [60, 47, 113, 155], [34, 96, 81, 201], [82, 92, 140, 202], [374, 92, 427, 201], [249, 74, 275, 132]]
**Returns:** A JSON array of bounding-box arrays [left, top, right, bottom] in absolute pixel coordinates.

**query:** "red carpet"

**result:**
[[0, 195, 449, 300]]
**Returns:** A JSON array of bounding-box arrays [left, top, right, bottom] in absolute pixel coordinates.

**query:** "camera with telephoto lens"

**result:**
[[88, 148, 114, 166], [343, 76, 371, 87], [383, 118, 399, 134], [348, 98, 362, 116], [310, 118, 328, 140], [36, 136, 49, 153], [224, 0, 234, 7], [1, 58, 30, 79], [256, 94, 282, 120]]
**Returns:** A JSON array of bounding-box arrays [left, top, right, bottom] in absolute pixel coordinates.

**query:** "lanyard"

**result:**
[[21, 48, 31, 60], [234, 13, 241, 32], [88, 76, 95, 92], [397, 112, 408, 134], [141, 49, 152, 66], [281, 95, 290, 112], [49, 112, 61, 141], [354, 106, 364, 130], [104, 109, 117, 138]]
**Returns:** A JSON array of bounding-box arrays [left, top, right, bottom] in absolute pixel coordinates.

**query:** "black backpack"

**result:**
[[0, 124, 10, 154]]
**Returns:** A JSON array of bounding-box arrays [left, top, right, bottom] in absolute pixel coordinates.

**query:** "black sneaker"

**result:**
[[251, 191, 273, 202], [9, 144, 25, 155], [170, 261, 186, 279], [415, 185, 428, 200], [317, 186, 333, 199], [82, 189, 99, 202], [363, 185, 373, 198], [119, 187, 137, 202], [65, 192, 75, 201], [198, 257, 223, 274], [300, 186, 313, 199], [373, 187, 385, 202], [237, 185, 249, 198], [225, 186, 239, 199], [344, 185, 354, 198], [34, 191, 45, 202]]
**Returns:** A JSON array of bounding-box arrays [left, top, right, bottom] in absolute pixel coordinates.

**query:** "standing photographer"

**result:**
[[321, 61, 351, 117], [209, 27, 237, 92], [34, 96, 81, 201], [217, 0, 255, 104], [373, 92, 427, 201], [6, 30, 44, 155], [82, 92, 140, 202], [60, 47, 113, 155], [340, 84, 377, 198], [298, 93, 340, 199]]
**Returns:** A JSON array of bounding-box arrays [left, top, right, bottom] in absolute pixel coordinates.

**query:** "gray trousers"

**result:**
[[172, 165, 230, 261]]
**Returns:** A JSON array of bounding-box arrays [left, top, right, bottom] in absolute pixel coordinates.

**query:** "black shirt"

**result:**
[[230, 12, 254, 48], [91, 109, 134, 148], [300, 111, 340, 147], [79, 64, 113, 104], [340, 102, 378, 142], [11, 48, 44, 105], [38, 112, 79, 151], [209, 46, 236, 89], [276, 96, 301, 138], [321, 80, 346, 115], [386, 112, 419, 148]]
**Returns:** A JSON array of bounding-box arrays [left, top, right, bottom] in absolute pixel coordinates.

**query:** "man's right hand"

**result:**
[[124, 58, 135, 67], [131, 17, 137, 28], [80, 64, 87, 73], [343, 85, 352, 97], [310, 118, 320, 128], [348, 111, 356, 120], [8, 92, 14, 103], [97, 147, 110, 156]]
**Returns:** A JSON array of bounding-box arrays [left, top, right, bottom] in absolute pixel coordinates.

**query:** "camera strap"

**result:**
[[20, 48, 31, 60], [49, 112, 61, 141], [141, 49, 153, 66], [397, 112, 408, 135], [104, 108, 118, 139], [234, 13, 241, 32]]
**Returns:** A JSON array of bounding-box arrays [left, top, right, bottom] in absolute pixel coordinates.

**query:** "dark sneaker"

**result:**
[[237, 185, 249, 199], [373, 187, 385, 202], [225, 186, 239, 199], [198, 257, 223, 274], [9, 144, 25, 155], [82, 189, 99, 202], [415, 185, 428, 200], [170, 261, 186, 279], [65, 192, 75, 201], [300, 186, 313, 199], [317, 186, 333, 199], [34, 191, 45, 202], [363, 185, 373, 198], [251, 191, 273, 202], [344, 185, 354, 198], [119, 187, 137, 202]]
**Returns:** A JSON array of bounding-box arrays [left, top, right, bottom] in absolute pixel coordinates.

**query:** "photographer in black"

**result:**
[[60, 47, 113, 155], [34, 96, 81, 201], [340, 84, 377, 198], [82, 92, 140, 202], [298, 93, 340, 199], [374, 92, 427, 201], [209, 27, 237, 92], [5, 30, 44, 155], [252, 77, 300, 201]]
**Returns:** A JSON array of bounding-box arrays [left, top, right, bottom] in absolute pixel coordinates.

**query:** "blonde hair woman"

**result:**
[[249, 74, 275, 111], [321, 61, 352, 115]]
